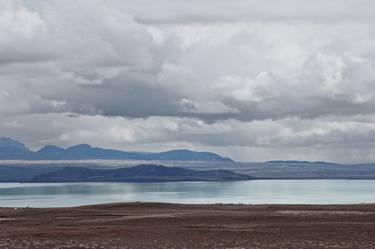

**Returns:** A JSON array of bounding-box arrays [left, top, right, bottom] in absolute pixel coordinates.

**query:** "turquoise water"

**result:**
[[0, 180, 375, 207]]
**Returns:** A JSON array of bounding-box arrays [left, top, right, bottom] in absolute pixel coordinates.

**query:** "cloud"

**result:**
[[2, 113, 375, 163], [103, 0, 375, 24], [1, 0, 375, 162], [3, 1, 375, 121], [0, 0, 52, 64]]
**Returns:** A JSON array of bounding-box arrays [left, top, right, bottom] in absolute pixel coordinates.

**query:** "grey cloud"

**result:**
[[1, 0, 375, 162], [113, 0, 375, 24], [3, 1, 375, 122]]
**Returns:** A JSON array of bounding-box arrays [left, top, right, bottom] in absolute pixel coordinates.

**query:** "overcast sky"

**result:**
[[1, 0, 375, 162]]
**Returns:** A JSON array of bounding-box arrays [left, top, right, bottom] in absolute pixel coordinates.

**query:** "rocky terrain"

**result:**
[[1, 203, 375, 248]]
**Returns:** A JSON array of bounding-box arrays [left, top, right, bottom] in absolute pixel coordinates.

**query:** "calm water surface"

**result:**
[[0, 180, 375, 207]]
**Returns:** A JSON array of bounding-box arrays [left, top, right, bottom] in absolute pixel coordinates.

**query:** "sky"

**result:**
[[1, 0, 375, 162]]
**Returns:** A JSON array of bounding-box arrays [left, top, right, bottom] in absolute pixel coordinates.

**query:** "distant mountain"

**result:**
[[38, 145, 66, 158], [49, 144, 137, 160], [0, 137, 233, 162], [0, 137, 33, 159], [29, 164, 252, 183]]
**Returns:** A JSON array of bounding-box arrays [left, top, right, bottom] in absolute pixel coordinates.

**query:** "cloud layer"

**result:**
[[1, 0, 375, 162]]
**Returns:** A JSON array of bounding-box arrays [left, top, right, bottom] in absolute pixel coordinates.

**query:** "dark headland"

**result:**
[[28, 164, 253, 183]]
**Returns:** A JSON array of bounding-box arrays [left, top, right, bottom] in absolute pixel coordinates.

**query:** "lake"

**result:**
[[1, 180, 375, 207]]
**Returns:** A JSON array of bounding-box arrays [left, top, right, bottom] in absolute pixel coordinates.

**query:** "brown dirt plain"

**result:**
[[1, 202, 375, 249]]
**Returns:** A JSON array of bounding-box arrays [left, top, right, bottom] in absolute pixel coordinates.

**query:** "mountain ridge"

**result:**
[[0, 137, 233, 162]]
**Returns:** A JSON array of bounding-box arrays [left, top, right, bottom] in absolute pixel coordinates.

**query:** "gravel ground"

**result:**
[[1, 203, 375, 249]]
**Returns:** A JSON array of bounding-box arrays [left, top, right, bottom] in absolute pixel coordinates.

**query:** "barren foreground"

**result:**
[[1, 203, 375, 249]]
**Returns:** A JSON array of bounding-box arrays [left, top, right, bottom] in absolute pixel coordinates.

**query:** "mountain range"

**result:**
[[0, 137, 233, 162]]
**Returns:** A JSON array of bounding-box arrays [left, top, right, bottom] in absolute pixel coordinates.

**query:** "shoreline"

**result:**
[[2, 201, 375, 209], [1, 202, 375, 248]]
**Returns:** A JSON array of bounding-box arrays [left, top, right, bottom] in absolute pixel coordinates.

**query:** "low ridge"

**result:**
[[30, 164, 252, 183]]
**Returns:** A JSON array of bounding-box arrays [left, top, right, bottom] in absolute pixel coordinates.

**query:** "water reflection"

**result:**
[[0, 180, 375, 207]]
